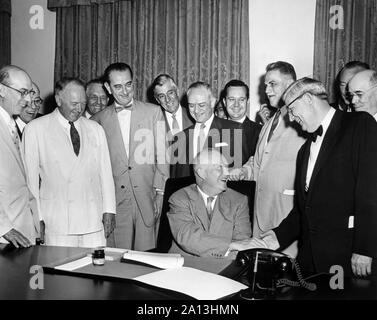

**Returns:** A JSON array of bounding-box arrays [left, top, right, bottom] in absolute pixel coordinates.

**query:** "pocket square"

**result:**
[[348, 216, 354, 229], [214, 142, 228, 147], [283, 189, 295, 196]]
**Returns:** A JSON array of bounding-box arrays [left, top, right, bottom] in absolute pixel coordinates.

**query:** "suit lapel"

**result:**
[[300, 140, 311, 196], [0, 117, 25, 173], [187, 185, 210, 230], [209, 192, 230, 233], [182, 107, 193, 130], [307, 111, 343, 197]]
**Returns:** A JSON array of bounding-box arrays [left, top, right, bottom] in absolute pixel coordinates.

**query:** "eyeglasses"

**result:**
[[156, 89, 177, 102], [347, 84, 377, 101], [33, 97, 43, 106], [285, 92, 306, 111], [1, 82, 36, 99]]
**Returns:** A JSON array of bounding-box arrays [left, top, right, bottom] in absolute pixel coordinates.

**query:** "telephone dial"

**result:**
[[235, 248, 316, 299]]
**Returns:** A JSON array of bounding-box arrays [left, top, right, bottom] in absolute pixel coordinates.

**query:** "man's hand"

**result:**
[[258, 104, 271, 124], [228, 167, 247, 181], [3, 229, 32, 248], [154, 192, 164, 220], [102, 213, 116, 238], [351, 253, 373, 277]]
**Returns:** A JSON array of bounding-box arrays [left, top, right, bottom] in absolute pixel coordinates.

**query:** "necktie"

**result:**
[[197, 123, 206, 153], [171, 113, 179, 133], [309, 125, 323, 143], [267, 109, 281, 142], [9, 120, 20, 151], [69, 121, 80, 156], [206, 196, 215, 220]]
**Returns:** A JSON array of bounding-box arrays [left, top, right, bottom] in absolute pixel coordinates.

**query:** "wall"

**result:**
[[249, 0, 316, 120], [11, 0, 55, 112]]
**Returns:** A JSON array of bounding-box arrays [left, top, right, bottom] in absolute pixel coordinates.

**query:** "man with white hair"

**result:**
[[237, 77, 377, 278], [168, 148, 251, 257], [348, 69, 377, 120]]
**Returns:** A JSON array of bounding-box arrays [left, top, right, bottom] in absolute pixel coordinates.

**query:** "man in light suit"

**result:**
[[348, 69, 377, 120], [152, 74, 193, 136], [241, 78, 377, 277], [0, 65, 38, 247], [170, 81, 243, 178], [222, 79, 261, 165], [229, 62, 306, 257], [91, 63, 169, 251], [168, 148, 251, 257], [84, 79, 109, 118], [22, 78, 116, 248], [15, 82, 43, 138]]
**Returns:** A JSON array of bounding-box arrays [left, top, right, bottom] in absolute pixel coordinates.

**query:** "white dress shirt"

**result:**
[[197, 186, 218, 210], [15, 117, 27, 133], [233, 115, 247, 124], [264, 110, 282, 147], [305, 107, 336, 190], [373, 113, 377, 121], [116, 101, 133, 157], [165, 105, 183, 133], [193, 114, 214, 157], [56, 109, 82, 150]]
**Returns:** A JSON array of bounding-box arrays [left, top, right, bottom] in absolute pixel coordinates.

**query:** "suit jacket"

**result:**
[[244, 106, 306, 234], [274, 110, 377, 275], [168, 184, 251, 257], [170, 116, 243, 178], [0, 114, 38, 242], [22, 109, 116, 235], [91, 101, 169, 226], [240, 116, 261, 165], [163, 106, 194, 144]]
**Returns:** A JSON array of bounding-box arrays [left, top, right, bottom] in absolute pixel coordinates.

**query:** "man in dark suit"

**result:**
[[222, 79, 261, 165], [168, 148, 251, 257], [91, 62, 169, 250], [151, 74, 193, 136], [170, 81, 243, 178], [235, 78, 377, 277]]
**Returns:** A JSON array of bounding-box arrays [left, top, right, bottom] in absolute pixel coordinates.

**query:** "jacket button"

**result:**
[[128, 166, 132, 170], [121, 185, 125, 189]]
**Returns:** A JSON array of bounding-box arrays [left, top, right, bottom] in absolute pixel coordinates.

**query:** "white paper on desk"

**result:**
[[134, 267, 247, 300], [122, 250, 184, 269], [55, 256, 92, 271]]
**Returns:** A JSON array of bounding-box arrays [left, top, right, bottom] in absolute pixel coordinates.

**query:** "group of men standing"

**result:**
[[1, 58, 377, 279]]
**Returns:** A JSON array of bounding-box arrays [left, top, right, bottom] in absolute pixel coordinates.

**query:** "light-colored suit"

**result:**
[[22, 109, 116, 242], [244, 106, 305, 255], [0, 111, 38, 243], [168, 184, 251, 257], [91, 101, 169, 250]]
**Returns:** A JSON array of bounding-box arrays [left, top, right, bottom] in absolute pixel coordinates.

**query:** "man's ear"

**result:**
[[55, 94, 61, 107], [195, 166, 206, 180], [210, 95, 217, 109], [0, 84, 5, 99], [104, 82, 112, 95]]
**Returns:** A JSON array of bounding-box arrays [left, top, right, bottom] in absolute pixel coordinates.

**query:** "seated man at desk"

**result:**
[[167, 148, 251, 258]]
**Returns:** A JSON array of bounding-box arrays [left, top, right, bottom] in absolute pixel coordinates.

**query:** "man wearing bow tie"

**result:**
[[233, 78, 377, 278], [91, 63, 169, 250]]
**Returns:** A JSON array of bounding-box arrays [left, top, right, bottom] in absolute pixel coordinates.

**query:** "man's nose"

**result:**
[[351, 95, 358, 104]]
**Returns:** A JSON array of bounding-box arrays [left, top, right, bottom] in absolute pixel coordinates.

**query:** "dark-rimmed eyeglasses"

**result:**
[[347, 84, 377, 102], [1, 82, 36, 99], [33, 98, 43, 106]]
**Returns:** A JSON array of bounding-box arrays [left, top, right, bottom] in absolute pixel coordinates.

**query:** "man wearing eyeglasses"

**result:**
[[239, 78, 377, 278], [0, 65, 39, 248], [84, 79, 109, 118], [152, 74, 193, 136], [15, 82, 43, 138], [348, 69, 377, 120]]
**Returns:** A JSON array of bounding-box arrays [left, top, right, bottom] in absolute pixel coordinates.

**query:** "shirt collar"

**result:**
[[55, 108, 81, 129], [115, 99, 134, 112], [374, 112, 377, 121], [317, 107, 336, 139], [233, 115, 247, 124], [165, 105, 182, 119], [197, 185, 218, 203], [195, 113, 214, 129]]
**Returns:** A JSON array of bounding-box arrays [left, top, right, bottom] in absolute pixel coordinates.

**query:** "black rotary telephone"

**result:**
[[235, 248, 316, 299]]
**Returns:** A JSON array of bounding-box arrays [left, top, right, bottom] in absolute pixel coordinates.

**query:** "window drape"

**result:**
[[0, 0, 11, 68], [313, 0, 377, 102], [48, 0, 249, 101]]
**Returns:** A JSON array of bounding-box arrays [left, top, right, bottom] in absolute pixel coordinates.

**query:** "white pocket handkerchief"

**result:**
[[348, 216, 354, 229], [215, 142, 228, 148], [283, 189, 295, 196]]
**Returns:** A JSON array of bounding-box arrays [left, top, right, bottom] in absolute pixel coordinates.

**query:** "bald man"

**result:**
[[168, 148, 251, 258], [348, 69, 377, 121], [0, 65, 39, 247]]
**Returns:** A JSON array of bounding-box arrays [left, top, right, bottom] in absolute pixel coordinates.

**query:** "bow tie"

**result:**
[[309, 125, 323, 143], [114, 104, 133, 112]]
